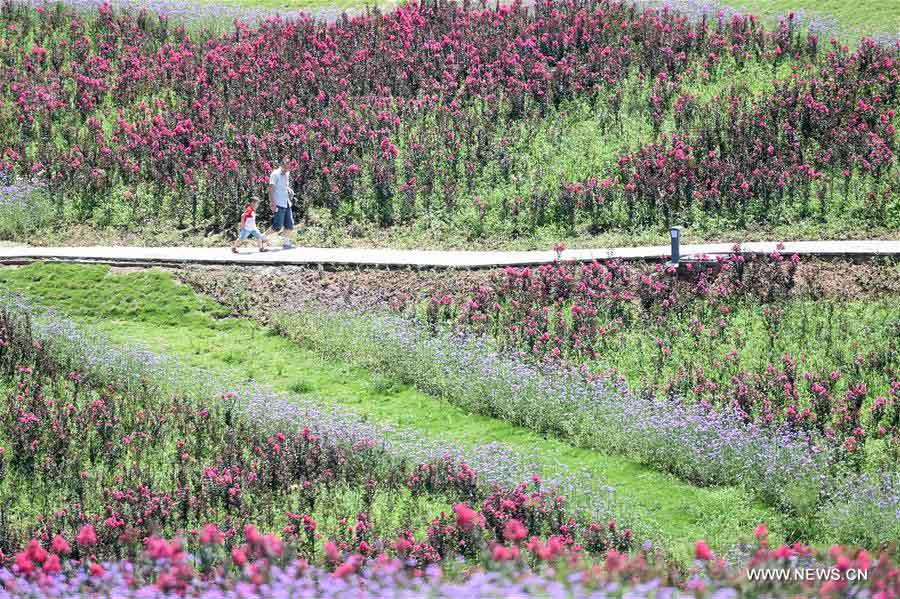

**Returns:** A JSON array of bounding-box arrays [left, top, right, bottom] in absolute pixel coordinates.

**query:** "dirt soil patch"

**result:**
[[172, 257, 900, 322]]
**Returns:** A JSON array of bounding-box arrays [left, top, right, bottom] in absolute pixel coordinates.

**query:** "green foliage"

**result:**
[[0, 188, 56, 241]]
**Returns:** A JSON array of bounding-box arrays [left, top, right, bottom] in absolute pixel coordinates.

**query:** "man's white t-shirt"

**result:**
[[269, 168, 291, 208]]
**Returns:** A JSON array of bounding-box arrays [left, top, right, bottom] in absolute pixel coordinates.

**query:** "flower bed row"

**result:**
[[433, 248, 900, 465], [272, 309, 817, 499], [0, 515, 896, 597]]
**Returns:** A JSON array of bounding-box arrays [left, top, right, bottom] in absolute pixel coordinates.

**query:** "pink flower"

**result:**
[[491, 544, 511, 561], [261, 534, 283, 558], [76, 525, 97, 548], [230, 547, 247, 566], [503, 519, 528, 542], [695, 540, 713, 560], [200, 524, 222, 546], [324, 540, 340, 563], [605, 549, 625, 571], [243, 524, 260, 545], [26, 539, 47, 564], [774, 544, 793, 559], [43, 553, 61, 574], [146, 537, 173, 561], [754, 523, 768, 540], [14, 552, 34, 575], [452, 503, 479, 531], [333, 560, 357, 577], [51, 535, 70, 555]]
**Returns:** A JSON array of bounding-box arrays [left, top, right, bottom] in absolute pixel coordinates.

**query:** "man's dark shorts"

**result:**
[[272, 206, 294, 232]]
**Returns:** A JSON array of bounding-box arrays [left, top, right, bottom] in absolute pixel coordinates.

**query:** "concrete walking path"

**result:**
[[1, 240, 900, 269]]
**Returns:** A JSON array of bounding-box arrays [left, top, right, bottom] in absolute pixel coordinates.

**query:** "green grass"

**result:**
[[0, 262, 782, 560], [733, 0, 900, 41]]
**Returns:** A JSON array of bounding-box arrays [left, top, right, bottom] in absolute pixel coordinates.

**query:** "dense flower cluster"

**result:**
[[610, 35, 899, 228], [0, 0, 896, 236]]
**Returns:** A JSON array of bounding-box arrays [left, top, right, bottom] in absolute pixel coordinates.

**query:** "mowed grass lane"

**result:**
[[735, 0, 899, 40]]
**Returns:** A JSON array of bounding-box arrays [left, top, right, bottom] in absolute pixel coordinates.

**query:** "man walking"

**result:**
[[268, 155, 296, 249]]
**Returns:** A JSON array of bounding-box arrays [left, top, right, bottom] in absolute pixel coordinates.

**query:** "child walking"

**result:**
[[232, 197, 268, 254]]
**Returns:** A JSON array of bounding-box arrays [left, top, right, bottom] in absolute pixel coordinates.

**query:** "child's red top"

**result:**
[[240, 206, 255, 229]]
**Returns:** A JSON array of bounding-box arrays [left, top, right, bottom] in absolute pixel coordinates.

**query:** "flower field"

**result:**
[[0, 266, 899, 597], [0, 0, 898, 246], [5, 262, 786, 553], [447, 248, 900, 463], [3, 0, 900, 594], [0, 290, 654, 594], [258, 249, 900, 549]]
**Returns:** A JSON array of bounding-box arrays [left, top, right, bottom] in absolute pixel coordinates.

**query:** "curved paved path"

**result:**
[[2, 240, 900, 269]]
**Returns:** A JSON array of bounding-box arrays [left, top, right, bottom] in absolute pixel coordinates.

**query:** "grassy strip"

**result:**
[[730, 0, 900, 42], [0, 262, 781, 559]]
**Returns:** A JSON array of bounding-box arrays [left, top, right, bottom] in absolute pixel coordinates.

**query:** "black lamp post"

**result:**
[[670, 226, 682, 265]]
